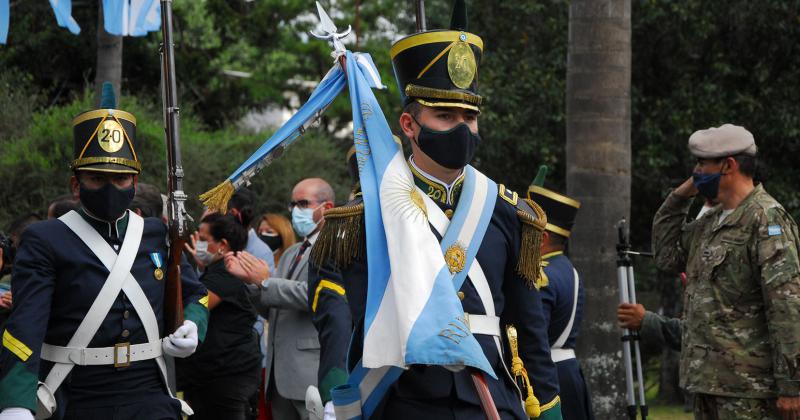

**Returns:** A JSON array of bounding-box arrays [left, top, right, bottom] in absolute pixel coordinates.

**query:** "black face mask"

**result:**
[[259, 233, 283, 252], [412, 116, 480, 170], [80, 182, 135, 221]]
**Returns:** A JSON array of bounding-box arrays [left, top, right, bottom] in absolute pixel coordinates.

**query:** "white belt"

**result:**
[[41, 341, 163, 367], [465, 313, 501, 337], [550, 347, 576, 363]]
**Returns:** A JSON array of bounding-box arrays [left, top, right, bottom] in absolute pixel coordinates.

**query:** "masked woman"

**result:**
[[177, 214, 260, 420]]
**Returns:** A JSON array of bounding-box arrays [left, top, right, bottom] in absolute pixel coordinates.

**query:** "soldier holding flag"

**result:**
[[305, 1, 563, 418], [0, 85, 208, 420]]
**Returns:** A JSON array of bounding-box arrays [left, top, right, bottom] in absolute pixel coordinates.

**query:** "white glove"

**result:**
[[162, 320, 198, 358], [323, 401, 336, 420], [0, 408, 34, 420]]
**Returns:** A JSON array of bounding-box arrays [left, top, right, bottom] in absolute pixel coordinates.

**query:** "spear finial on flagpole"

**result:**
[[310, 2, 351, 55]]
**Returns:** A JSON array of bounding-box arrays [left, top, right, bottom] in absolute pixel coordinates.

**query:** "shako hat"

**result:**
[[71, 82, 141, 174], [527, 166, 581, 238], [390, 0, 483, 112]]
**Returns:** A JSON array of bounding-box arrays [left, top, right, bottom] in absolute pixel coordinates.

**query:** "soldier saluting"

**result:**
[[653, 124, 800, 419], [0, 85, 208, 420]]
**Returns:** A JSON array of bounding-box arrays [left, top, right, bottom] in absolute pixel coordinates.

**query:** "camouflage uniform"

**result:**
[[653, 184, 800, 414], [640, 311, 682, 353], [693, 394, 778, 420]]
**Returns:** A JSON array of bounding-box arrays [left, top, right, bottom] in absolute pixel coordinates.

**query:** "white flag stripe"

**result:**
[[420, 188, 496, 316], [362, 149, 447, 368]]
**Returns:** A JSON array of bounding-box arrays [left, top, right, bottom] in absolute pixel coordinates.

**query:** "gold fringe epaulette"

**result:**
[[310, 202, 365, 270], [199, 180, 235, 214], [517, 198, 548, 289]]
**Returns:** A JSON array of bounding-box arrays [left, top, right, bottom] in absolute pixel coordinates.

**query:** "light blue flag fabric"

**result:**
[[345, 50, 492, 372], [200, 61, 348, 211], [49, 0, 80, 35], [103, 0, 160, 36], [129, 0, 159, 36], [102, 0, 126, 35], [0, 0, 9, 44]]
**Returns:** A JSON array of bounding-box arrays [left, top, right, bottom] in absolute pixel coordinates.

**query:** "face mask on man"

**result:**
[[411, 114, 480, 170], [292, 205, 321, 238], [80, 181, 135, 221], [195, 240, 215, 265], [259, 232, 283, 251], [692, 172, 722, 200]]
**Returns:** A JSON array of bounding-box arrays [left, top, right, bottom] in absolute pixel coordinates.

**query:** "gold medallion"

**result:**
[[97, 119, 125, 153], [154, 268, 164, 281], [444, 243, 467, 274], [447, 36, 477, 89]]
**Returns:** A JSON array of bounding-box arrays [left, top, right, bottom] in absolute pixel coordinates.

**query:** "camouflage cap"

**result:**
[[688, 124, 757, 158]]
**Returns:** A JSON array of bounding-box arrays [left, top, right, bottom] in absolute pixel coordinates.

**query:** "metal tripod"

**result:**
[[616, 218, 649, 420]]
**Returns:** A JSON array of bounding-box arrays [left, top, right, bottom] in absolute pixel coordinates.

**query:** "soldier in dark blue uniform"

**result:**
[[307, 2, 562, 419], [528, 185, 594, 420], [0, 85, 209, 420]]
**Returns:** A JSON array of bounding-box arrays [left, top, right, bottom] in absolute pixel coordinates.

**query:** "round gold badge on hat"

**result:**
[[154, 268, 164, 281], [448, 34, 477, 89], [98, 119, 126, 153]]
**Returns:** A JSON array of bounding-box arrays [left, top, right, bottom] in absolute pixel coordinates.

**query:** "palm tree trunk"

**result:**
[[566, 1, 632, 418], [94, 0, 123, 107]]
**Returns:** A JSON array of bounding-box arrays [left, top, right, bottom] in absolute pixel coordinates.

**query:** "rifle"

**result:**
[[160, 0, 189, 333]]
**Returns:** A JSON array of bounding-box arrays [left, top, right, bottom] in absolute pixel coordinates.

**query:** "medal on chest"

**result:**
[[150, 252, 164, 281]]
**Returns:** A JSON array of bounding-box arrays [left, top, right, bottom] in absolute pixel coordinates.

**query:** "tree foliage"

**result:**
[[2, 0, 800, 246], [0, 91, 350, 227]]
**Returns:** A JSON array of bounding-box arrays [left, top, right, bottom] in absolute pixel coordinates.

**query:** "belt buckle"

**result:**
[[114, 342, 131, 368]]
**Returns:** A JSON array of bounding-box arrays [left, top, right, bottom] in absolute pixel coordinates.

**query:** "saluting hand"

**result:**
[[224, 251, 270, 285], [617, 303, 646, 330]]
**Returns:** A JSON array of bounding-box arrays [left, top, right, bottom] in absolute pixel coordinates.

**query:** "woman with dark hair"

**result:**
[[178, 214, 260, 420]]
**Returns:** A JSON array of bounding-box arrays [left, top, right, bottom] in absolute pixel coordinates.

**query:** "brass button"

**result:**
[[123, 310, 130, 319], [445, 209, 454, 219], [121, 329, 130, 338], [457, 291, 465, 300]]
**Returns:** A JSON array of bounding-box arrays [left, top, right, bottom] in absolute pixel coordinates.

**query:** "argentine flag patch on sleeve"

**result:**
[[768, 225, 782, 236]]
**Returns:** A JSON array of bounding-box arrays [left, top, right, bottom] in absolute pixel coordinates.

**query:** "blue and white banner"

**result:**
[[345, 50, 492, 374], [50, 0, 81, 35], [103, 0, 160, 37], [0, 0, 9, 44]]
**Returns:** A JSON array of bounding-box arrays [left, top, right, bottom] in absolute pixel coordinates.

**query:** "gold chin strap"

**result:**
[[506, 325, 541, 418]]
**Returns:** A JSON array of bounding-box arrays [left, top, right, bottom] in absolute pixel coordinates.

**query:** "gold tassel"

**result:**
[[517, 198, 547, 289], [506, 325, 541, 418], [310, 203, 365, 270], [199, 180, 235, 214]]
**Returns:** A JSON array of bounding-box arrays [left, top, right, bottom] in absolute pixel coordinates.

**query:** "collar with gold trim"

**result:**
[[542, 251, 564, 260], [408, 156, 465, 206]]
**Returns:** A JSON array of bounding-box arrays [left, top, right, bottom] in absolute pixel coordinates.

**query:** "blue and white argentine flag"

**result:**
[[102, 0, 160, 37], [345, 51, 493, 375], [49, 0, 81, 35]]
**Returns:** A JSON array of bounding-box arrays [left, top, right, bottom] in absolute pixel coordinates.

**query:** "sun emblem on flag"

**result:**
[[445, 243, 467, 274]]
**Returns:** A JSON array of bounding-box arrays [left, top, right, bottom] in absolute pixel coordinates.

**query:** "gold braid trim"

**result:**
[[199, 180, 235, 214], [310, 203, 365, 270], [404, 84, 483, 105], [517, 198, 548, 289]]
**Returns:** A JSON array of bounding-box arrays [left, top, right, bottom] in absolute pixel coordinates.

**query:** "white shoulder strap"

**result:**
[[420, 190, 522, 399], [552, 268, 580, 349]]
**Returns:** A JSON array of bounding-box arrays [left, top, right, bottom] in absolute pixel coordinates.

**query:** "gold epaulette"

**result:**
[[516, 198, 548, 289], [310, 202, 365, 270]]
